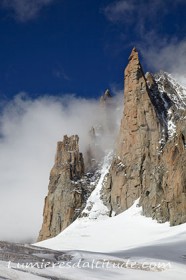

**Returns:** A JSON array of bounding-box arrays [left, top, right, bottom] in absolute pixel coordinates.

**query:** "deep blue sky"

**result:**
[[0, 0, 186, 100]]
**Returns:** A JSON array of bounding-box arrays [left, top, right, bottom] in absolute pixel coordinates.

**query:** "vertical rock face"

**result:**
[[139, 120, 186, 225], [140, 72, 186, 225], [38, 89, 121, 241], [104, 48, 161, 213], [38, 135, 85, 241], [103, 48, 186, 225]]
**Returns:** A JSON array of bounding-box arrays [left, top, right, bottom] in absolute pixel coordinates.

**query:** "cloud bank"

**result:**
[[0, 91, 123, 242], [1, 0, 55, 22]]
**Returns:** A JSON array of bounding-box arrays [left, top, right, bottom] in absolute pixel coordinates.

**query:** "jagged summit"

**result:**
[[103, 47, 160, 215], [38, 134, 97, 241], [38, 48, 186, 242], [53, 135, 84, 180], [128, 46, 138, 60], [100, 88, 112, 105], [125, 47, 145, 91], [103, 49, 186, 226], [145, 71, 186, 141], [38, 135, 84, 241]]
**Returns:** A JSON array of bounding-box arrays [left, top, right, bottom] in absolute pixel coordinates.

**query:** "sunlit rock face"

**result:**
[[38, 48, 186, 242], [38, 135, 86, 241], [103, 48, 186, 226]]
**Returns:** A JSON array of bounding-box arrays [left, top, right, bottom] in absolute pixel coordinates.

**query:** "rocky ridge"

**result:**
[[102, 48, 186, 225], [38, 47, 186, 241]]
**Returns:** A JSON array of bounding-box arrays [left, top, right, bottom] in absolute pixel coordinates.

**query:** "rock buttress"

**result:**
[[103, 48, 161, 214], [38, 135, 84, 241]]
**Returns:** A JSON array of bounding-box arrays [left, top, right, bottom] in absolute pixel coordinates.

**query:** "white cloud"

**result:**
[[1, 0, 55, 22], [104, 1, 186, 86], [140, 38, 186, 86], [0, 91, 123, 242], [103, 0, 186, 39]]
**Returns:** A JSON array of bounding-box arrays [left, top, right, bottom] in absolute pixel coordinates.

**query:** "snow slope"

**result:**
[[1, 152, 185, 280], [34, 201, 186, 280], [80, 151, 113, 219], [37, 151, 186, 253], [34, 152, 186, 280], [1, 202, 186, 280], [36, 200, 186, 253]]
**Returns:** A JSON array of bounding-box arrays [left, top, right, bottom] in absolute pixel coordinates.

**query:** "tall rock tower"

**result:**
[[38, 48, 186, 242], [104, 48, 161, 213], [104, 48, 186, 225], [38, 135, 85, 241]]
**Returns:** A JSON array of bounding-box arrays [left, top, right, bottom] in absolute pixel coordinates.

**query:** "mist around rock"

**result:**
[[0, 91, 123, 242]]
